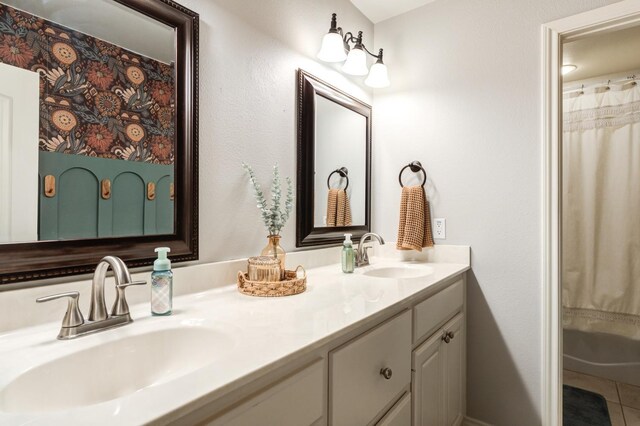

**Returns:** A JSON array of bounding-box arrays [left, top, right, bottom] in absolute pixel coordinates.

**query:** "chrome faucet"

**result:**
[[89, 256, 132, 321], [36, 256, 146, 340], [356, 233, 385, 267]]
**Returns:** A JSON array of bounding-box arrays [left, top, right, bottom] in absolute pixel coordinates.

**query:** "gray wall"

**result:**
[[372, 0, 619, 424], [176, 0, 374, 260]]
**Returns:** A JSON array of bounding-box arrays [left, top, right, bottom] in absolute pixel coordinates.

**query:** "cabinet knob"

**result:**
[[380, 367, 393, 380], [442, 330, 455, 343]]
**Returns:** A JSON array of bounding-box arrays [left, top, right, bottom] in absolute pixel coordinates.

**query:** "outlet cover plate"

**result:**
[[434, 218, 446, 239]]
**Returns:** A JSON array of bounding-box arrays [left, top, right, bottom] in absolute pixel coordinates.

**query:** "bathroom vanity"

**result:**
[[191, 269, 466, 426], [0, 245, 469, 425]]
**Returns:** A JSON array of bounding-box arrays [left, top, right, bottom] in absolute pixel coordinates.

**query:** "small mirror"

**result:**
[[296, 70, 371, 247]]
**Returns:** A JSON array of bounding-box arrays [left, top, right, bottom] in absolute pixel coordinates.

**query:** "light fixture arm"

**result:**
[[362, 47, 383, 62], [343, 31, 359, 45], [341, 30, 383, 61]]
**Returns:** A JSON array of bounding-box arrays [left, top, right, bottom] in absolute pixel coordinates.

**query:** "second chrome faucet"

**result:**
[[356, 232, 385, 267], [36, 256, 146, 340]]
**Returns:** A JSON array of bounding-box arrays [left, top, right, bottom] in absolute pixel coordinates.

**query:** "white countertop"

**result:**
[[0, 248, 469, 425]]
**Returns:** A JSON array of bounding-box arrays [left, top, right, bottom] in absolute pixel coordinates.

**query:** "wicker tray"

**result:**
[[237, 265, 306, 297]]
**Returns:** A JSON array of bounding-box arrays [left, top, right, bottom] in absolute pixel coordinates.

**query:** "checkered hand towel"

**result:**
[[326, 189, 352, 226], [396, 185, 434, 251]]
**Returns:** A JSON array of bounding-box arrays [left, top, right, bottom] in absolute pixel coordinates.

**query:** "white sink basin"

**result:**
[[360, 264, 434, 279], [0, 327, 234, 413]]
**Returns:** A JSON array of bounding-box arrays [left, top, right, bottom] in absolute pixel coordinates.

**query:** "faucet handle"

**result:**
[[116, 280, 147, 289], [36, 291, 84, 328], [112, 280, 146, 317]]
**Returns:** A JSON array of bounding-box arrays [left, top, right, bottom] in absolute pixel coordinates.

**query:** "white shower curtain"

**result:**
[[563, 82, 640, 340]]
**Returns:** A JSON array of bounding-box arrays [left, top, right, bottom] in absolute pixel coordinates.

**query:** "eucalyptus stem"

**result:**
[[243, 163, 294, 235]]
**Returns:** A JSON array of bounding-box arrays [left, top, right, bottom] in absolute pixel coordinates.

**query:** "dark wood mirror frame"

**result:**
[[296, 69, 372, 247], [0, 0, 199, 285]]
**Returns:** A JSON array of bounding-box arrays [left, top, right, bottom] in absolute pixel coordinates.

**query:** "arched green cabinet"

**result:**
[[39, 152, 174, 240], [58, 168, 99, 240], [113, 172, 145, 237]]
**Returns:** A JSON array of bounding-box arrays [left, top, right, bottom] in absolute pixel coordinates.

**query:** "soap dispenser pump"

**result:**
[[342, 233, 355, 273], [151, 247, 173, 316]]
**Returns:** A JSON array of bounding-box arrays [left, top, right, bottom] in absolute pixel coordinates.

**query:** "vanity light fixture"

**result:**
[[317, 13, 390, 88], [561, 64, 578, 75]]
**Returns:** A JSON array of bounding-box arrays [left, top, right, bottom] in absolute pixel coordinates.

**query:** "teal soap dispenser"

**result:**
[[342, 233, 355, 273], [151, 247, 173, 316]]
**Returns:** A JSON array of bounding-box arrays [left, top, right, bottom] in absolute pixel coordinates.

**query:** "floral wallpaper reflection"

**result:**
[[0, 3, 175, 164]]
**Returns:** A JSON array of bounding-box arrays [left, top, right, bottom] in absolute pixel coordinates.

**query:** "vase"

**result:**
[[261, 234, 286, 279]]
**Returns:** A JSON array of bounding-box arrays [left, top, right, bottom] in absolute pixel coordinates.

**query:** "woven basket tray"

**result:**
[[237, 266, 306, 297]]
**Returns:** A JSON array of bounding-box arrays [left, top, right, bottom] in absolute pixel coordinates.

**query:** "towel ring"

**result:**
[[327, 167, 349, 190], [398, 161, 426, 188]]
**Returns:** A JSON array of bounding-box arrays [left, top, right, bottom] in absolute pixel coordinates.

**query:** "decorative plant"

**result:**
[[242, 163, 294, 236]]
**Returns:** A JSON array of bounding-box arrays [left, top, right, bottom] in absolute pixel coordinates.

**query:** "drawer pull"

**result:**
[[442, 331, 455, 343], [380, 367, 393, 380]]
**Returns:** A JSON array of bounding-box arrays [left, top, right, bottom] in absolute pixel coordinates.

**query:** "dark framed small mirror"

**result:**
[[296, 69, 371, 247], [0, 0, 198, 285]]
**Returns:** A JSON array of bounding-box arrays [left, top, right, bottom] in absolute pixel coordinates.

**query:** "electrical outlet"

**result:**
[[434, 218, 446, 239]]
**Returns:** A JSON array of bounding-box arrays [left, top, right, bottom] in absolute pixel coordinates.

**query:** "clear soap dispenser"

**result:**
[[151, 247, 173, 316], [342, 233, 355, 273]]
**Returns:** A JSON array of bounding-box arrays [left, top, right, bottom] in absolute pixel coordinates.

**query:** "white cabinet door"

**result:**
[[412, 331, 444, 426], [412, 312, 465, 426], [443, 313, 465, 426], [377, 392, 411, 426]]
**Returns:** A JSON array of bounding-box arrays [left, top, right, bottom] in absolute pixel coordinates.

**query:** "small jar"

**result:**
[[247, 256, 281, 282]]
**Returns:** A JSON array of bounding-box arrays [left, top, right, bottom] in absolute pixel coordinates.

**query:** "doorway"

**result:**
[[543, 1, 640, 425], [561, 23, 640, 426]]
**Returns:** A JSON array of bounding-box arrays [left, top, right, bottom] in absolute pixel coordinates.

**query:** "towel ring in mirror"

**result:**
[[398, 161, 427, 187], [327, 167, 349, 191]]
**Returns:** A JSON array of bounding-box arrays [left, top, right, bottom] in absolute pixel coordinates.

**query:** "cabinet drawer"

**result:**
[[330, 310, 412, 426], [377, 392, 411, 426], [413, 278, 463, 343], [206, 360, 325, 426]]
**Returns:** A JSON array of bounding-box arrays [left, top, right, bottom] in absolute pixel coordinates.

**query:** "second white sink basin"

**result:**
[[0, 327, 235, 413], [360, 264, 434, 279]]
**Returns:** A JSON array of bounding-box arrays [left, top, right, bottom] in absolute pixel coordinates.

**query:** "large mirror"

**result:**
[[296, 70, 371, 247], [0, 0, 198, 285]]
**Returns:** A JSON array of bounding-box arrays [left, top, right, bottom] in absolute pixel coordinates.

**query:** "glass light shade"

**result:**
[[561, 64, 577, 75], [317, 32, 347, 62], [365, 62, 390, 88], [342, 47, 368, 76]]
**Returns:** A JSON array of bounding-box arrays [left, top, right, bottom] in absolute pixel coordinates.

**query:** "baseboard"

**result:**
[[463, 416, 494, 426]]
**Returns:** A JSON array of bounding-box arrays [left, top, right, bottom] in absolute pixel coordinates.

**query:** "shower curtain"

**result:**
[[563, 82, 640, 340]]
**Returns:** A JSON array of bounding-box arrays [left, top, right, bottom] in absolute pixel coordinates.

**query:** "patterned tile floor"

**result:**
[[564, 369, 640, 426]]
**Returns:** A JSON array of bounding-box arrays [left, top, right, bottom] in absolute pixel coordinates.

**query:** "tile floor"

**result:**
[[564, 369, 640, 426]]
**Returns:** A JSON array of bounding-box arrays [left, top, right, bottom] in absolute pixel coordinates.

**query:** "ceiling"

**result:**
[[350, 0, 436, 23], [563, 24, 640, 82]]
